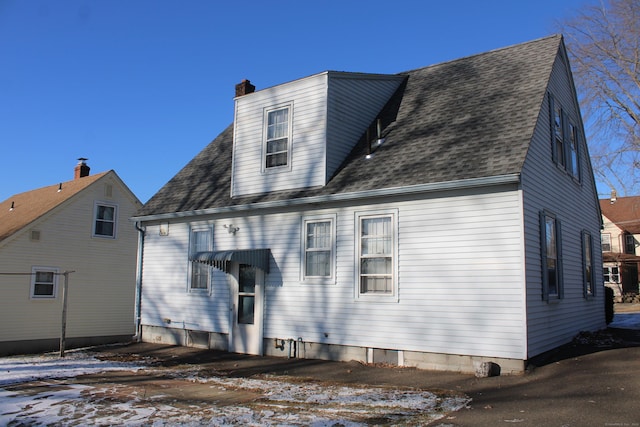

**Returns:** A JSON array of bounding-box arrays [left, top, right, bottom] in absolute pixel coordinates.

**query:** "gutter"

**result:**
[[132, 173, 521, 222], [133, 221, 145, 342]]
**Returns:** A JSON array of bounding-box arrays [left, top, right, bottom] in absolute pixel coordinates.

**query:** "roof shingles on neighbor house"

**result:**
[[137, 35, 562, 218], [600, 195, 640, 235], [0, 172, 109, 243]]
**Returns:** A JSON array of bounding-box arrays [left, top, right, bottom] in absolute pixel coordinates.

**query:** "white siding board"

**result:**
[[520, 52, 605, 357], [141, 186, 527, 359]]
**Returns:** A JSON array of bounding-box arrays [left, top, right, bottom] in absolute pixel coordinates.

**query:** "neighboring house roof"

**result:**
[[136, 35, 563, 218], [0, 172, 109, 243], [599, 196, 640, 234]]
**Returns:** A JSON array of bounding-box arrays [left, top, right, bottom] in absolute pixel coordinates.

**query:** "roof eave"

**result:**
[[131, 173, 521, 223]]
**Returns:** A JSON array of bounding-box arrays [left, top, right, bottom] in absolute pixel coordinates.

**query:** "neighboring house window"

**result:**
[[264, 105, 291, 169], [549, 94, 580, 180], [357, 211, 397, 298], [189, 227, 212, 291], [601, 233, 612, 252], [603, 266, 619, 283], [94, 202, 117, 238], [541, 212, 563, 300], [31, 267, 58, 298], [582, 231, 595, 297], [302, 216, 336, 282], [625, 234, 636, 254]]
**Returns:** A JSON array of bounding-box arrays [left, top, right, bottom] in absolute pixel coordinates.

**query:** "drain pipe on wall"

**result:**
[[134, 221, 145, 342]]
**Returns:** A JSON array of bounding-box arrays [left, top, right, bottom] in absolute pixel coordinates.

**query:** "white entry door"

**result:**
[[229, 264, 264, 355]]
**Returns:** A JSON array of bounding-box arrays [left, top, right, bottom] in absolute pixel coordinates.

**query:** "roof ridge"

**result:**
[[398, 34, 562, 75]]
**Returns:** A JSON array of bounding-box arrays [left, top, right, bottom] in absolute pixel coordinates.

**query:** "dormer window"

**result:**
[[264, 104, 291, 170]]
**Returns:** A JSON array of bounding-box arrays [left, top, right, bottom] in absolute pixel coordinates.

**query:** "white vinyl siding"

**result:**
[[520, 51, 604, 358], [231, 72, 404, 197], [139, 186, 528, 360]]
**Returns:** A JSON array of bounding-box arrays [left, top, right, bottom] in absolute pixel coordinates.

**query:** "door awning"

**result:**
[[191, 249, 270, 273]]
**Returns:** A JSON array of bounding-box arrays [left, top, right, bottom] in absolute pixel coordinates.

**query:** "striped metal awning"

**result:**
[[191, 249, 270, 273]]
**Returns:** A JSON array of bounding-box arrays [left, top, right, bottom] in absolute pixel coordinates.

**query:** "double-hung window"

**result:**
[[189, 227, 212, 291], [302, 216, 335, 282], [264, 105, 291, 169], [94, 202, 117, 238], [625, 234, 636, 254], [603, 266, 619, 283], [549, 94, 580, 180], [541, 211, 563, 300], [31, 266, 58, 298], [582, 231, 595, 297], [601, 233, 612, 252], [357, 211, 397, 298]]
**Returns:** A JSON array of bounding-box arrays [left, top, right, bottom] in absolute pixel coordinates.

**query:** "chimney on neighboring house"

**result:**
[[235, 79, 255, 97], [74, 158, 90, 179], [610, 189, 617, 204]]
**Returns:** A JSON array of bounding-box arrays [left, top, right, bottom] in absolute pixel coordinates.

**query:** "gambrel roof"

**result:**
[[0, 172, 109, 243], [136, 35, 563, 218]]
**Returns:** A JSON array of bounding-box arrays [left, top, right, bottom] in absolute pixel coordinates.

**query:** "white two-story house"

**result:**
[[600, 194, 640, 299], [132, 35, 604, 374]]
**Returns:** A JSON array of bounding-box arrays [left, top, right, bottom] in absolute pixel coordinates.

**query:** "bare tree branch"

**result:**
[[560, 0, 640, 195]]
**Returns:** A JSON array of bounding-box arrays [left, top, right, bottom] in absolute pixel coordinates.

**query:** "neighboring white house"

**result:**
[[132, 35, 604, 374], [599, 194, 640, 299], [0, 160, 142, 356]]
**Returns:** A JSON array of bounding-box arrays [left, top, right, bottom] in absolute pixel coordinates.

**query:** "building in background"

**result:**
[[0, 159, 142, 356], [600, 193, 640, 300]]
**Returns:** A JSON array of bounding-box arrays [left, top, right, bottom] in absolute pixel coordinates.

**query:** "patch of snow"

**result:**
[[610, 312, 640, 330], [0, 350, 143, 386], [0, 351, 470, 426]]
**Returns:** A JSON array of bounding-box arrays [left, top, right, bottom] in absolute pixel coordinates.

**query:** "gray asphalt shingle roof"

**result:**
[[137, 35, 561, 217]]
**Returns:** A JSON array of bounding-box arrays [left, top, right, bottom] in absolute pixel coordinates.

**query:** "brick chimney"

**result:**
[[74, 158, 90, 179], [235, 79, 255, 97]]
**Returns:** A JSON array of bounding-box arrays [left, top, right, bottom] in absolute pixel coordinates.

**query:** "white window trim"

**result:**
[[354, 209, 399, 302], [92, 201, 118, 239], [601, 233, 612, 252], [30, 266, 59, 299], [300, 214, 337, 284], [188, 225, 213, 293], [262, 102, 293, 173]]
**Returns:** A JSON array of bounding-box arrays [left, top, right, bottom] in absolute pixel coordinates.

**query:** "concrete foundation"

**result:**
[[141, 325, 525, 375]]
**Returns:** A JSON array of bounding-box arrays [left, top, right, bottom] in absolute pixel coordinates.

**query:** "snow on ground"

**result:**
[[0, 350, 469, 426], [609, 312, 640, 330]]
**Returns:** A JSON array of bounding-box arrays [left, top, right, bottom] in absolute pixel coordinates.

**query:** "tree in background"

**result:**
[[560, 0, 639, 195]]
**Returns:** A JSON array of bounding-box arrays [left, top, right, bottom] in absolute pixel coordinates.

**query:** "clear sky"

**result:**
[[1, 0, 590, 204]]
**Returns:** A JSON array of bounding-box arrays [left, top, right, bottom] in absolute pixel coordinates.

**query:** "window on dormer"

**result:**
[[264, 105, 291, 169]]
